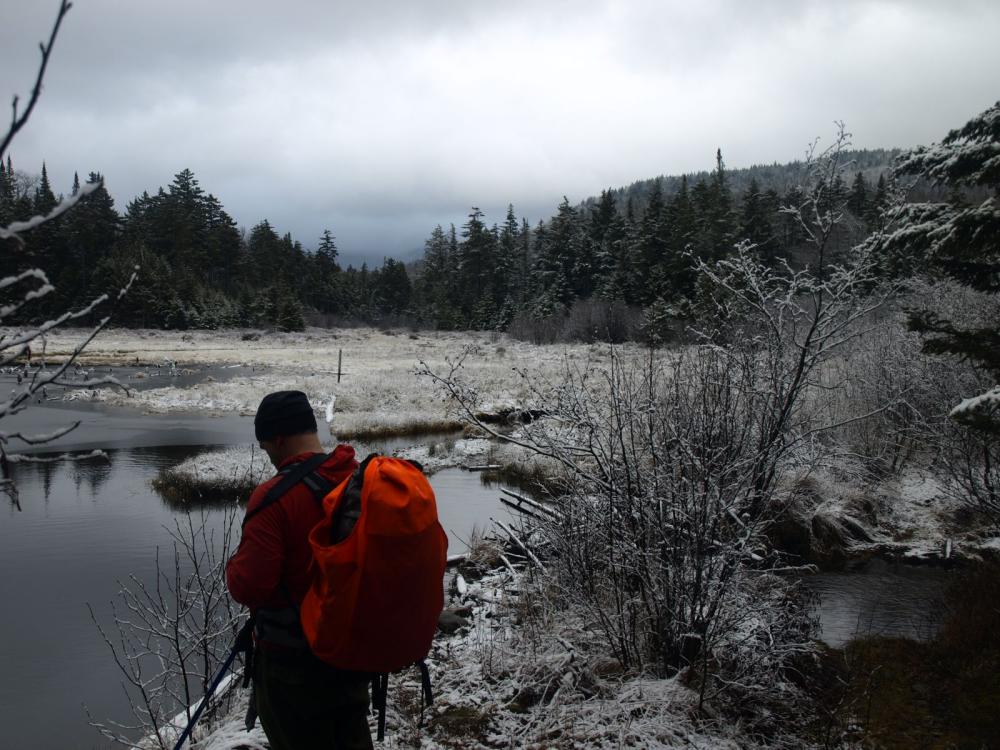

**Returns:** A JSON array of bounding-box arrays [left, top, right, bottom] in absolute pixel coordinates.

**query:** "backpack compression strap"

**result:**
[[370, 662, 434, 742], [242, 452, 331, 529]]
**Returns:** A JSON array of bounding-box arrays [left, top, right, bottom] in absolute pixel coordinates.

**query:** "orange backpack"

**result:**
[[300, 454, 448, 738]]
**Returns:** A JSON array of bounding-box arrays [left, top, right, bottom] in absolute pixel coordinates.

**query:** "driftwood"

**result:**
[[463, 464, 501, 471]]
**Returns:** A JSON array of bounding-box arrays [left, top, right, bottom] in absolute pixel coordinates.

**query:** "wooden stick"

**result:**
[[500, 488, 562, 520], [499, 495, 545, 521], [499, 554, 518, 576], [495, 520, 546, 572]]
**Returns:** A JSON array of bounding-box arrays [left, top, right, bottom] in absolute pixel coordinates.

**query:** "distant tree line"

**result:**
[[1, 150, 898, 335], [414, 149, 897, 339], [0, 163, 413, 331]]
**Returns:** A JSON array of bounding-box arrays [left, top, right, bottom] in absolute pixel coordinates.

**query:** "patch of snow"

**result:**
[[951, 385, 1000, 419]]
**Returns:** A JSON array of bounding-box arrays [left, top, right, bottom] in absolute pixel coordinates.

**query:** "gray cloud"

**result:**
[[2, 0, 998, 261]]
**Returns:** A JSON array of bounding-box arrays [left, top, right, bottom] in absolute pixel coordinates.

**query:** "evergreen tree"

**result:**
[[887, 101, 1000, 433], [308, 229, 340, 313], [866, 174, 889, 231], [636, 180, 670, 303], [846, 171, 869, 217], [418, 224, 454, 326], [537, 198, 587, 309], [692, 149, 737, 265], [28, 162, 62, 270], [457, 208, 499, 326], [495, 204, 519, 308], [246, 219, 283, 287], [374, 257, 411, 315], [514, 218, 532, 303], [591, 189, 630, 302], [63, 172, 120, 307], [739, 177, 776, 264]]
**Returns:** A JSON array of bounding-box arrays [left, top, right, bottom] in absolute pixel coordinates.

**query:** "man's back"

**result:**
[[227, 444, 357, 615]]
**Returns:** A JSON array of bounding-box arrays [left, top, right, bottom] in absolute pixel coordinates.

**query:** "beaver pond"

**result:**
[[0, 389, 956, 749]]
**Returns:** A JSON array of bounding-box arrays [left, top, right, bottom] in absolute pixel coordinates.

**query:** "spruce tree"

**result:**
[[846, 171, 869, 217], [888, 100, 1000, 432], [636, 180, 670, 303], [739, 177, 776, 264]]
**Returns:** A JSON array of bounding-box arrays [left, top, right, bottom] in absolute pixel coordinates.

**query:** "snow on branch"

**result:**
[[950, 386, 1000, 422], [0, 421, 81, 446], [0, 179, 103, 243], [0, 268, 55, 320], [0, 0, 72, 161]]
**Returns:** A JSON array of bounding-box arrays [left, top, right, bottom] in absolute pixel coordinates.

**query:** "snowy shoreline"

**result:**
[[44, 326, 997, 748], [25, 325, 996, 564]]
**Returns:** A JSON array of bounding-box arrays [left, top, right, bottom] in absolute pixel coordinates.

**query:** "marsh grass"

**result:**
[[151, 472, 255, 508], [332, 417, 464, 442], [150, 447, 269, 508]]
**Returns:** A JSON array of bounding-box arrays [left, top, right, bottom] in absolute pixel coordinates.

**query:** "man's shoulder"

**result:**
[[246, 473, 285, 514]]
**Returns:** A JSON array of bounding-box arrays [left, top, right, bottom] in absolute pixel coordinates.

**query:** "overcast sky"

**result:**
[[2, 0, 998, 265]]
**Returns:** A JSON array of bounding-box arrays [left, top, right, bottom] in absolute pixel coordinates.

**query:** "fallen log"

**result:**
[[500, 488, 562, 520]]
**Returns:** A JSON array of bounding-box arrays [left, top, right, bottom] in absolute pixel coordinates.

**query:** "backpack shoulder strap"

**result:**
[[242, 452, 330, 529]]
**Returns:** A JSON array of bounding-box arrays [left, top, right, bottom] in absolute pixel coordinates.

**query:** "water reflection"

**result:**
[[803, 558, 954, 647]]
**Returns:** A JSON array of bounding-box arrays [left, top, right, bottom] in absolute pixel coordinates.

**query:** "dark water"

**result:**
[[0, 403, 517, 750], [804, 558, 955, 647], [0, 394, 954, 747]]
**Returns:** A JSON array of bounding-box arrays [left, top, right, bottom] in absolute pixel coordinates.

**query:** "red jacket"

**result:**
[[226, 445, 357, 612]]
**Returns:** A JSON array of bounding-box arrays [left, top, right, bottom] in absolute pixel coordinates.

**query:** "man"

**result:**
[[226, 390, 373, 750]]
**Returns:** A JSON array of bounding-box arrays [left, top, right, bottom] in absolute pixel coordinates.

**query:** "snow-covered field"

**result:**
[[30, 326, 626, 440]]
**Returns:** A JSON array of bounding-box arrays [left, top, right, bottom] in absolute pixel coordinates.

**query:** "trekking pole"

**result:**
[[172, 617, 254, 750]]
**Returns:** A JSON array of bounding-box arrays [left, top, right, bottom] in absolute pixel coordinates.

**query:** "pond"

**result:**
[[802, 557, 955, 648], [0, 400, 518, 750], [0, 386, 958, 748]]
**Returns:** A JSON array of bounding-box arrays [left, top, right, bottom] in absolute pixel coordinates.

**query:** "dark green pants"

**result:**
[[254, 647, 373, 750]]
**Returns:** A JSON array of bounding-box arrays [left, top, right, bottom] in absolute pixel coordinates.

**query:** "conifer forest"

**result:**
[[3, 147, 910, 336]]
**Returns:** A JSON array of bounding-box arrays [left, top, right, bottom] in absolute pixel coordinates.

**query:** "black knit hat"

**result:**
[[254, 390, 318, 442]]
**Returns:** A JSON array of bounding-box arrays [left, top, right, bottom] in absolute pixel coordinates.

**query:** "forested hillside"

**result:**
[[1, 148, 898, 334]]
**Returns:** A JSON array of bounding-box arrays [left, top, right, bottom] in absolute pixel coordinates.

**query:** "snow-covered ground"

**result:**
[[192, 565, 753, 750], [26, 326, 624, 440], [788, 466, 999, 563], [24, 326, 998, 747], [156, 437, 498, 502]]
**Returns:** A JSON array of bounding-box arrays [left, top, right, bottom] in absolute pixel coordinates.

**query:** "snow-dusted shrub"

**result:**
[[422, 127, 895, 730], [88, 508, 245, 749], [819, 315, 937, 476]]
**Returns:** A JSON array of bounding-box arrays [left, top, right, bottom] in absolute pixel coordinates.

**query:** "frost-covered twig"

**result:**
[[0, 180, 103, 245], [0, 0, 72, 161], [88, 507, 246, 748], [0, 0, 137, 509]]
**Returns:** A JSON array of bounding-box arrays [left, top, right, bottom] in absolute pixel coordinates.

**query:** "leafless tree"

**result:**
[[87, 507, 246, 749], [0, 0, 136, 509], [420, 126, 902, 735]]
